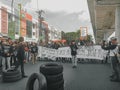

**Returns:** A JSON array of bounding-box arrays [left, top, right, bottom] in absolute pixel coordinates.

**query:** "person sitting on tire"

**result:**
[[2, 40, 11, 70]]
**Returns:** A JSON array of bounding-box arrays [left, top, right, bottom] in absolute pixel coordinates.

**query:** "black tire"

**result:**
[[3, 73, 21, 79], [3, 74, 22, 82], [46, 73, 63, 84], [2, 70, 20, 76], [47, 79, 64, 90], [0, 66, 2, 74], [26, 73, 47, 90], [58, 86, 64, 90], [40, 63, 63, 75]]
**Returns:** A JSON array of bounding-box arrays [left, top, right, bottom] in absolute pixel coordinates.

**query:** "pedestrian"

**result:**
[[101, 37, 120, 82], [2, 40, 11, 70], [12, 42, 18, 66], [15, 37, 27, 78], [70, 40, 78, 68], [30, 42, 38, 64], [24, 42, 30, 63], [9, 41, 14, 66]]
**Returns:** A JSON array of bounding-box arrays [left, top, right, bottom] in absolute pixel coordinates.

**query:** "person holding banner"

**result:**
[[101, 37, 120, 82], [70, 40, 78, 68]]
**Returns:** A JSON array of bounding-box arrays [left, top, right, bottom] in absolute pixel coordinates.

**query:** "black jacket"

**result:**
[[101, 44, 117, 50], [31, 45, 38, 53], [17, 43, 25, 61], [101, 44, 120, 55], [2, 44, 11, 57], [70, 44, 78, 56]]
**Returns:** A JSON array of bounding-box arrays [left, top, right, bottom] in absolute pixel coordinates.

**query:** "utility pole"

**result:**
[[18, 4, 22, 37], [11, 0, 14, 21], [37, 10, 44, 44], [10, 0, 14, 39]]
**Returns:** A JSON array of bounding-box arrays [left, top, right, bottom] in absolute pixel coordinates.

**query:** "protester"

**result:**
[[30, 42, 38, 64], [2, 40, 11, 70], [70, 40, 78, 68], [9, 41, 14, 66], [24, 42, 30, 63], [12, 42, 18, 66], [15, 37, 27, 78], [101, 37, 120, 82]]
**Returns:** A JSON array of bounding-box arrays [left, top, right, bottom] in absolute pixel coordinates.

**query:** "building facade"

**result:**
[[0, 1, 61, 44], [48, 26, 61, 41]]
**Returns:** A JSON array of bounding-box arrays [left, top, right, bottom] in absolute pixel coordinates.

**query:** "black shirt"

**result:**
[[70, 44, 78, 56]]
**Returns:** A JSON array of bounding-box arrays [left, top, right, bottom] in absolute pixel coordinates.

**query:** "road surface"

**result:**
[[0, 61, 120, 90]]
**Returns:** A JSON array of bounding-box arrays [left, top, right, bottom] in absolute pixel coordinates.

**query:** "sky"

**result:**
[[25, 0, 94, 37]]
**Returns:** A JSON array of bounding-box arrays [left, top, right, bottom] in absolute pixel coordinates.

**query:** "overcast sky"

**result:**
[[25, 0, 94, 36]]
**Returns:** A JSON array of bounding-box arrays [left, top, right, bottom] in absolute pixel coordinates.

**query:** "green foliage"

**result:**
[[61, 29, 93, 43], [86, 35, 93, 42], [62, 29, 80, 41], [8, 21, 15, 39]]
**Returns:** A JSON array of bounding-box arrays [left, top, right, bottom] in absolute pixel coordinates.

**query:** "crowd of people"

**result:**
[[0, 36, 38, 77], [1, 35, 120, 82]]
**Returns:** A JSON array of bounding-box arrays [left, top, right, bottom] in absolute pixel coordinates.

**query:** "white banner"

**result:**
[[38, 46, 57, 60], [37, 45, 107, 60]]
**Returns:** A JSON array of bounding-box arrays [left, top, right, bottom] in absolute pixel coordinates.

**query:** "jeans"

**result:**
[[25, 51, 29, 62], [110, 56, 120, 79], [2, 57, 10, 70], [15, 60, 25, 76], [72, 55, 77, 66], [31, 53, 37, 64]]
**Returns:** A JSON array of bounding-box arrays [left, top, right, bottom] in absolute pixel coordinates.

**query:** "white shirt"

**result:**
[[110, 46, 118, 56]]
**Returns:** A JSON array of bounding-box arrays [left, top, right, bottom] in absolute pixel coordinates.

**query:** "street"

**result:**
[[0, 61, 120, 90]]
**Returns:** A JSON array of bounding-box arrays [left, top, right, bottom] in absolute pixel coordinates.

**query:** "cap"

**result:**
[[110, 37, 117, 41]]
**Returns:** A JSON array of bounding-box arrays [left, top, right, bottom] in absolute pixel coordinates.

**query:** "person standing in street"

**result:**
[[15, 37, 27, 78], [70, 40, 78, 68], [101, 37, 120, 82], [31, 42, 38, 64]]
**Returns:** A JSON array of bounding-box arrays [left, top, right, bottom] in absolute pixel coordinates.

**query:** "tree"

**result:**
[[86, 35, 93, 42]]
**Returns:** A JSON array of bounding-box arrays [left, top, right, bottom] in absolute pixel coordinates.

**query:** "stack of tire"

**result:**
[[2, 69, 22, 82], [40, 63, 64, 90]]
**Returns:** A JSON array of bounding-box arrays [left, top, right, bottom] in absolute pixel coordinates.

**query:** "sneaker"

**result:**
[[72, 66, 77, 68]]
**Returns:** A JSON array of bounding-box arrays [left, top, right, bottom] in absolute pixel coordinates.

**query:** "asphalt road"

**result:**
[[0, 61, 120, 90]]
